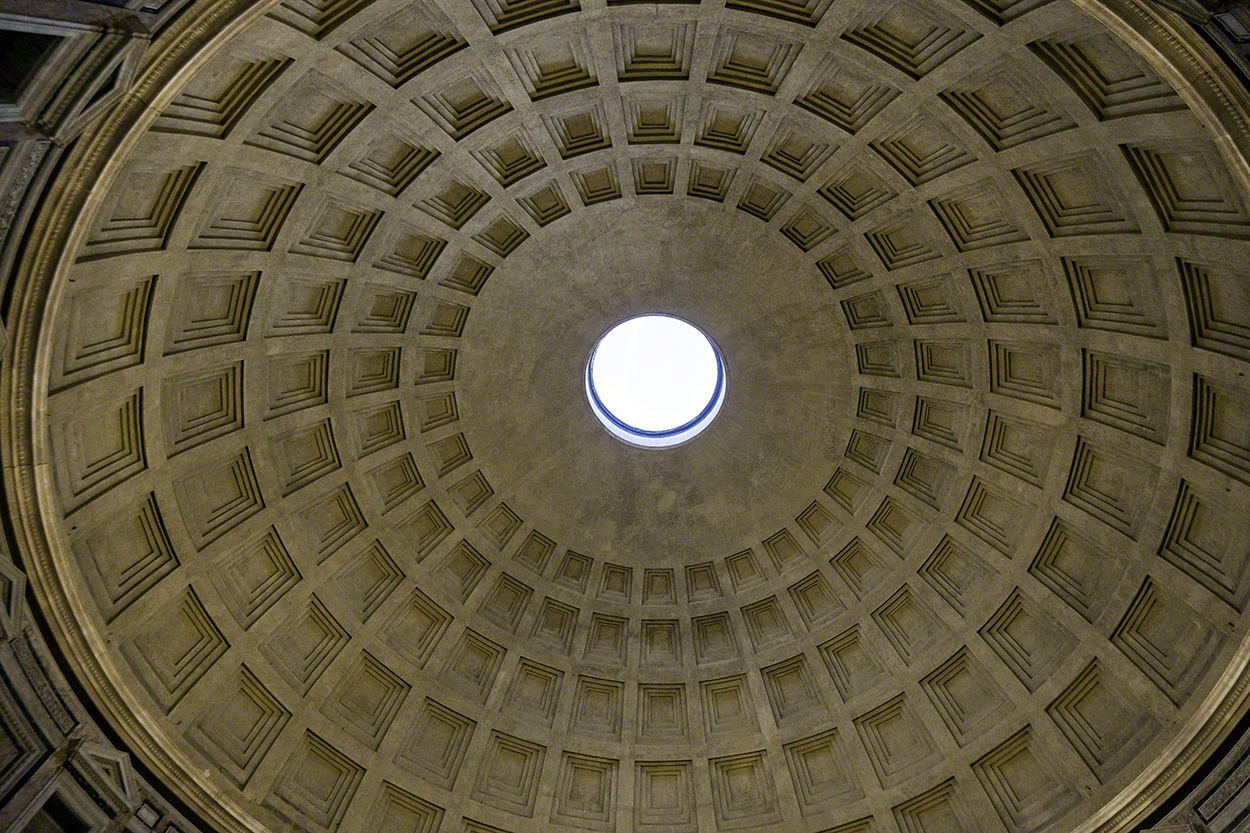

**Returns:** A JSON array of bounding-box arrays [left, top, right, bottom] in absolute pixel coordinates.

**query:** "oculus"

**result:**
[[585, 314, 725, 448]]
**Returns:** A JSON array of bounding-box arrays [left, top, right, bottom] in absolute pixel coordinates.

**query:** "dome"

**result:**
[[4, 2, 1250, 833]]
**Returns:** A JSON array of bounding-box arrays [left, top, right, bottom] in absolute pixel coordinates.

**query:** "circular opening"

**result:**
[[586, 314, 726, 448]]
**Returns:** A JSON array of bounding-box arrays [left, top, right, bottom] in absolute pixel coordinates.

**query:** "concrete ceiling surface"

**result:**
[[5, 1, 1250, 833]]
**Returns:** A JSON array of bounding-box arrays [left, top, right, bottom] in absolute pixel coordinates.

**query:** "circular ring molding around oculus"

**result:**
[[585, 314, 726, 448]]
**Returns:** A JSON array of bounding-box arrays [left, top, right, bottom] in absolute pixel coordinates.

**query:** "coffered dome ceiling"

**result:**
[[5, 1, 1250, 832]]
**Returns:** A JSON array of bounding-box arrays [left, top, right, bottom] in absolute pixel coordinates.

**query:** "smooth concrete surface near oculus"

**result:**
[[463, 199, 843, 559]]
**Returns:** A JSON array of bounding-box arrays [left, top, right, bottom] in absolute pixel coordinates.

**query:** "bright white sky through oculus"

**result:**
[[589, 315, 720, 432]]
